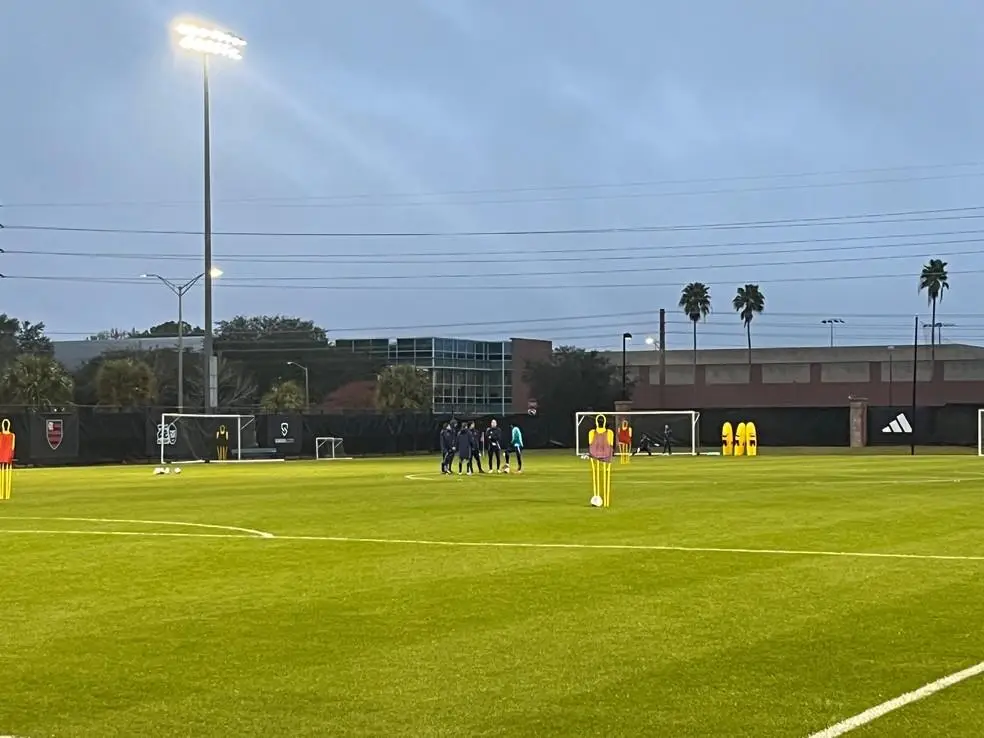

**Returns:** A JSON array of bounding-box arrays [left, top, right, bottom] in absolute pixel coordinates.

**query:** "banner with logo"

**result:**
[[29, 413, 79, 463], [867, 407, 931, 446], [264, 414, 302, 456]]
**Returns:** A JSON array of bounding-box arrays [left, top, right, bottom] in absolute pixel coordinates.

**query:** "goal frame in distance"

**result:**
[[574, 410, 701, 457], [159, 413, 247, 465], [315, 436, 352, 461], [978, 409, 984, 456]]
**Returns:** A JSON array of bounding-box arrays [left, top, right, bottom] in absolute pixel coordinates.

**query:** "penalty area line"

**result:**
[[0, 516, 275, 538], [807, 660, 984, 737]]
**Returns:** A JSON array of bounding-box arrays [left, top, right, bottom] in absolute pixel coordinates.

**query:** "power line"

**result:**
[[6, 228, 984, 265], [4, 205, 984, 239], [5, 161, 983, 209], [4, 267, 980, 291]]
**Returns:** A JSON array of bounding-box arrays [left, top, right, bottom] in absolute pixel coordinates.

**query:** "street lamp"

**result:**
[[287, 361, 310, 409], [621, 332, 632, 400], [172, 18, 246, 413], [821, 318, 845, 347], [143, 268, 222, 412]]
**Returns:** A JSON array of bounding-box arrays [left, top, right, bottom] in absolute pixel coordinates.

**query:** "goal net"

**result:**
[[574, 410, 700, 457], [158, 413, 256, 464], [315, 436, 350, 460]]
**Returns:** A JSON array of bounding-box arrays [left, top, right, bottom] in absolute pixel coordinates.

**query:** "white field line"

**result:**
[[807, 660, 984, 737], [403, 472, 984, 486], [1, 522, 984, 562], [0, 516, 274, 538]]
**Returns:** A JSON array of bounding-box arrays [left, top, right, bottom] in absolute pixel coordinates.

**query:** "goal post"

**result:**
[[315, 436, 351, 460], [158, 413, 253, 464], [574, 410, 700, 456], [978, 409, 984, 456]]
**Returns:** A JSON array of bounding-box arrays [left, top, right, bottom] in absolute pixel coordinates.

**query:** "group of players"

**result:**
[[440, 419, 524, 475]]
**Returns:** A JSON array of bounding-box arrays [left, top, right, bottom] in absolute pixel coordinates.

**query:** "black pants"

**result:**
[[487, 445, 501, 470], [508, 446, 522, 471], [472, 448, 484, 472], [441, 449, 455, 472], [663, 439, 673, 455], [633, 444, 652, 456], [458, 453, 473, 473]]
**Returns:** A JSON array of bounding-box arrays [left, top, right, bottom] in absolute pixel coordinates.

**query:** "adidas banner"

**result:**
[[867, 407, 930, 446]]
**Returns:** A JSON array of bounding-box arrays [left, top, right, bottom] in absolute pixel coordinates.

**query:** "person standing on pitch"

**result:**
[[509, 422, 524, 473], [662, 423, 674, 455], [485, 419, 502, 472], [456, 423, 474, 475], [468, 422, 485, 473], [440, 422, 456, 475]]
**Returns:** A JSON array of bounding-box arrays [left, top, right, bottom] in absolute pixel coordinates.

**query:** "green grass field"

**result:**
[[2, 452, 984, 737]]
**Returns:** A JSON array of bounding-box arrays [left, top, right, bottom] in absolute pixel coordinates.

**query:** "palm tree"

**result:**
[[678, 283, 712, 368], [260, 379, 306, 411], [0, 354, 74, 408], [732, 284, 766, 364], [918, 259, 949, 360]]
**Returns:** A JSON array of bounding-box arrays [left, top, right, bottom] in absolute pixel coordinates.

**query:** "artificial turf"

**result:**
[[1, 452, 983, 737]]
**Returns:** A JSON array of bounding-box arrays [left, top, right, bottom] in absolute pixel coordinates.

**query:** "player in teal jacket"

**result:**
[[506, 423, 523, 473]]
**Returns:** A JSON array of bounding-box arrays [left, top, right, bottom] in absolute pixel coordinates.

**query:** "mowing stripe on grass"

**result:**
[[3, 524, 984, 562], [807, 660, 984, 737]]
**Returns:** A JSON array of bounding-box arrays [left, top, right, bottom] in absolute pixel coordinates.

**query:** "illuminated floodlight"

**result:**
[[173, 20, 246, 60]]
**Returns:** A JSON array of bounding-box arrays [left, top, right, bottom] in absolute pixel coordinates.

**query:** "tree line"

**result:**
[[0, 314, 433, 412]]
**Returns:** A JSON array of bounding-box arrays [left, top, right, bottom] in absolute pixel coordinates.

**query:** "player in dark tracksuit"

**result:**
[[485, 420, 502, 472], [469, 422, 484, 473], [440, 423, 456, 474], [456, 425, 474, 474], [662, 424, 674, 455], [632, 433, 655, 456]]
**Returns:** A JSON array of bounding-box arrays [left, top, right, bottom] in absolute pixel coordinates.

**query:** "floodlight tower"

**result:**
[[171, 19, 246, 412]]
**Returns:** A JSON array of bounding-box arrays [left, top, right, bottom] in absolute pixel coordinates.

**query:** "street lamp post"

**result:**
[[287, 361, 310, 409], [621, 333, 632, 400], [821, 318, 845, 347], [887, 345, 895, 406], [144, 269, 222, 412], [172, 19, 246, 413]]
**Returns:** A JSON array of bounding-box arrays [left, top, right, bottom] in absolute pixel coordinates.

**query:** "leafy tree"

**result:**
[[133, 321, 204, 338], [0, 314, 53, 364], [215, 315, 382, 401], [95, 358, 157, 407], [86, 328, 137, 341], [732, 284, 765, 364], [919, 259, 949, 360], [523, 347, 621, 420], [260, 379, 306, 411], [376, 365, 432, 411], [0, 354, 74, 408], [679, 282, 712, 367]]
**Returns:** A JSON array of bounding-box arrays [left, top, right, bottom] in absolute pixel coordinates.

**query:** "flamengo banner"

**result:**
[[29, 413, 79, 462]]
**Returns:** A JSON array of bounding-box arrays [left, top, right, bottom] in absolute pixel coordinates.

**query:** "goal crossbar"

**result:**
[[315, 436, 352, 460], [574, 410, 700, 456], [159, 413, 250, 464]]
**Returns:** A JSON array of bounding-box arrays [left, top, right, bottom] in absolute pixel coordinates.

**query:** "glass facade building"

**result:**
[[333, 337, 513, 415]]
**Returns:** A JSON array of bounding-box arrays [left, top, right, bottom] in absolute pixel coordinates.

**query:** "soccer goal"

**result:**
[[315, 436, 351, 460], [158, 413, 256, 464], [574, 410, 701, 457]]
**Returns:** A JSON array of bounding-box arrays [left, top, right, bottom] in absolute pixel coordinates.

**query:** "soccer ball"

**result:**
[[502, 464, 510, 474], [163, 467, 171, 474], [173, 467, 182, 475], [153, 467, 164, 475], [590, 495, 603, 507]]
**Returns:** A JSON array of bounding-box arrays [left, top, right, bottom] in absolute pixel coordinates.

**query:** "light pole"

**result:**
[[821, 318, 845, 347], [287, 361, 310, 409], [144, 268, 222, 412], [172, 19, 246, 413], [621, 332, 632, 400], [886, 345, 895, 405]]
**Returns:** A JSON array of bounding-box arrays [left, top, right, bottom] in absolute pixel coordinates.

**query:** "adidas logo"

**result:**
[[881, 413, 913, 434]]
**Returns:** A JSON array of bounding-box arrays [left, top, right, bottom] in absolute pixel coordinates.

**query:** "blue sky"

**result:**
[[2, 0, 984, 351]]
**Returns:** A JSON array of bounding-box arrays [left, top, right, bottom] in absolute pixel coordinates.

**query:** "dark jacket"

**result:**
[[486, 427, 502, 447], [457, 429, 473, 456], [440, 428, 455, 453]]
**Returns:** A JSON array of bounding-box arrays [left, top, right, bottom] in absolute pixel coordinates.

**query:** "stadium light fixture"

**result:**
[[821, 318, 845, 347], [645, 336, 659, 350], [171, 16, 245, 414]]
